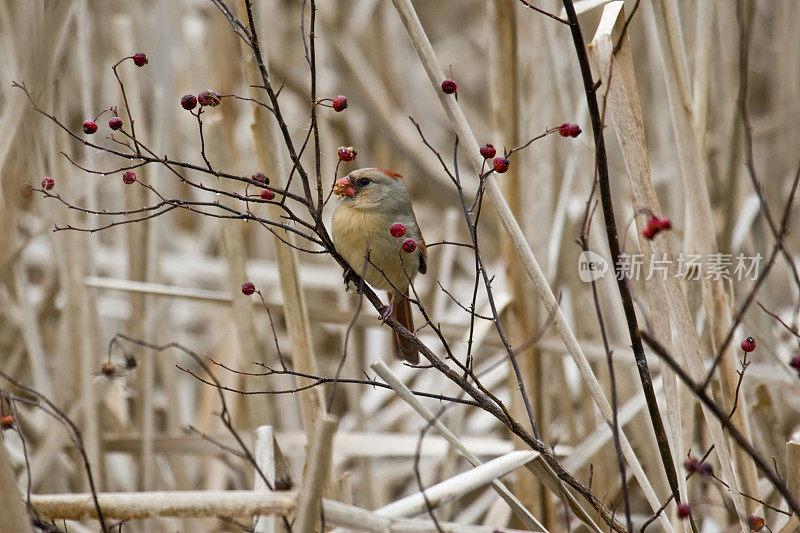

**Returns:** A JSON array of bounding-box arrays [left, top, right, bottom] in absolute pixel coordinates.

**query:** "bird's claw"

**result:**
[[342, 267, 353, 290], [379, 302, 394, 323]]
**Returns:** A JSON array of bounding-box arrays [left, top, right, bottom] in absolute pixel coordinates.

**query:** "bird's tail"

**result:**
[[392, 289, 419, 364]]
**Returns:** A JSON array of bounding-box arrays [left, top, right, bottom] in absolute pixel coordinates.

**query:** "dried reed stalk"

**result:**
[[588, 3, 689, 528], [0, 441, 33, 533], [30, 489, 533, 533], [293, 413, 338, 532]]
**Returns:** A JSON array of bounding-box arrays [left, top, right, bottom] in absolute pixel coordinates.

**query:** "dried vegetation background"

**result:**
[[1, 0, 800, 532]]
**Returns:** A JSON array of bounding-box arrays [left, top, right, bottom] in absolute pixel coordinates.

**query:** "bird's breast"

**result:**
[[332, 204, 418, 292]]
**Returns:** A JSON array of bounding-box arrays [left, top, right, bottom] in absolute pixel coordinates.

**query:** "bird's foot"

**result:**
[[342, 267, 354, 290], [379, 301, 394, 323]]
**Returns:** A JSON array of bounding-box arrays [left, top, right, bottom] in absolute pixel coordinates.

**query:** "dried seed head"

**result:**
[[337, 146, 357, 162], [197, 90, 221, 107]]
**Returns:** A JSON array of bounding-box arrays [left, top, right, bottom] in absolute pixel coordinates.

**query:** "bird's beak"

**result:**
[[333, 177, 356, 198]]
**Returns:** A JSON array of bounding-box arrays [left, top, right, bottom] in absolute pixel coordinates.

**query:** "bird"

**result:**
[[331, 168, 427, 364]]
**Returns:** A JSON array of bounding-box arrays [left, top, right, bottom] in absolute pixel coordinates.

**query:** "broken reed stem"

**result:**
[[293, 413, 338, 532]]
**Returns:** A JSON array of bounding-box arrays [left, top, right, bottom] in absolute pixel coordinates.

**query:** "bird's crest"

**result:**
[[379, 169, 403, 181]]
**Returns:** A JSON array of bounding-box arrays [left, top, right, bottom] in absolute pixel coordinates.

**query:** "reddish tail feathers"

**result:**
[[391, 289, 419, 364]]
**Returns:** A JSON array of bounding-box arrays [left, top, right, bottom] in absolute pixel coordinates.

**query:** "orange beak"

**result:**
[[333, 177, 356, 198]]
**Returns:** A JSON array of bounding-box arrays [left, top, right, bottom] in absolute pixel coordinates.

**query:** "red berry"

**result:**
[[441, 79, 457, 94], [241, 282, 256, 295], [332, 95, 348, 112], [109, 116, 123, 130], [83, 120, 98, 134], [260, 189, 275, 201], [748, 515, 765, 532], [676, 503, 691, 518], [132, 52, 148, 67], [0, 415, 13, 430], [197, 90, 221, 107], [390, 223, 407, 238], [337, 146, 357, 162], [642, 217, 662, 239], [790, 354, 800, 371], [655, 217, 672, 230], [480, 144, 496, 159], [401, 238, 417, 253], [251, 172, 269, 184], [741, 336, 756, 353], [122, 171, 136, 184], [181, 94, 197, 110], [558, 122, 581, 138], [41, 177, 55, 190], [493, 157, 509, 173]]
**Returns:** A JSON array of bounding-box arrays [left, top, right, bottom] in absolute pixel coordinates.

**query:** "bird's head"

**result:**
[[333, 168, 410, 211]]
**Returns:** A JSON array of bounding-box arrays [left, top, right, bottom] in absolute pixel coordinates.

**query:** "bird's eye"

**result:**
[[358, 178, 371, 186]]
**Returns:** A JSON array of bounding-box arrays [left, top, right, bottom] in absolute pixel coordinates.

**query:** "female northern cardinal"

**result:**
[[331, 168, 426, 364]]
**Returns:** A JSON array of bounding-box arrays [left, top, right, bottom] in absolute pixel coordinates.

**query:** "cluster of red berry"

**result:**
[[390, 222, 416, 253]]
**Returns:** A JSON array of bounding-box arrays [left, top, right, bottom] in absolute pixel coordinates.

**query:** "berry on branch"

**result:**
[[480, 144, 496, 159], [558, 122, 582, 138], [441, 79, 457, 94], [241, 282, 256, 295], [337, 146, 357, 162], [332, 95, 348, 112], [132, 52, 148, 67], [109, 116, 123, 130], [41, 177, 55, 190], [197, 90, 221, 107], [741, 337, 756, 352], [181, 94, 198, 110], [83, 120, 98, 134], [493, 156, 509, 173], [390, 223, 406, 238]]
